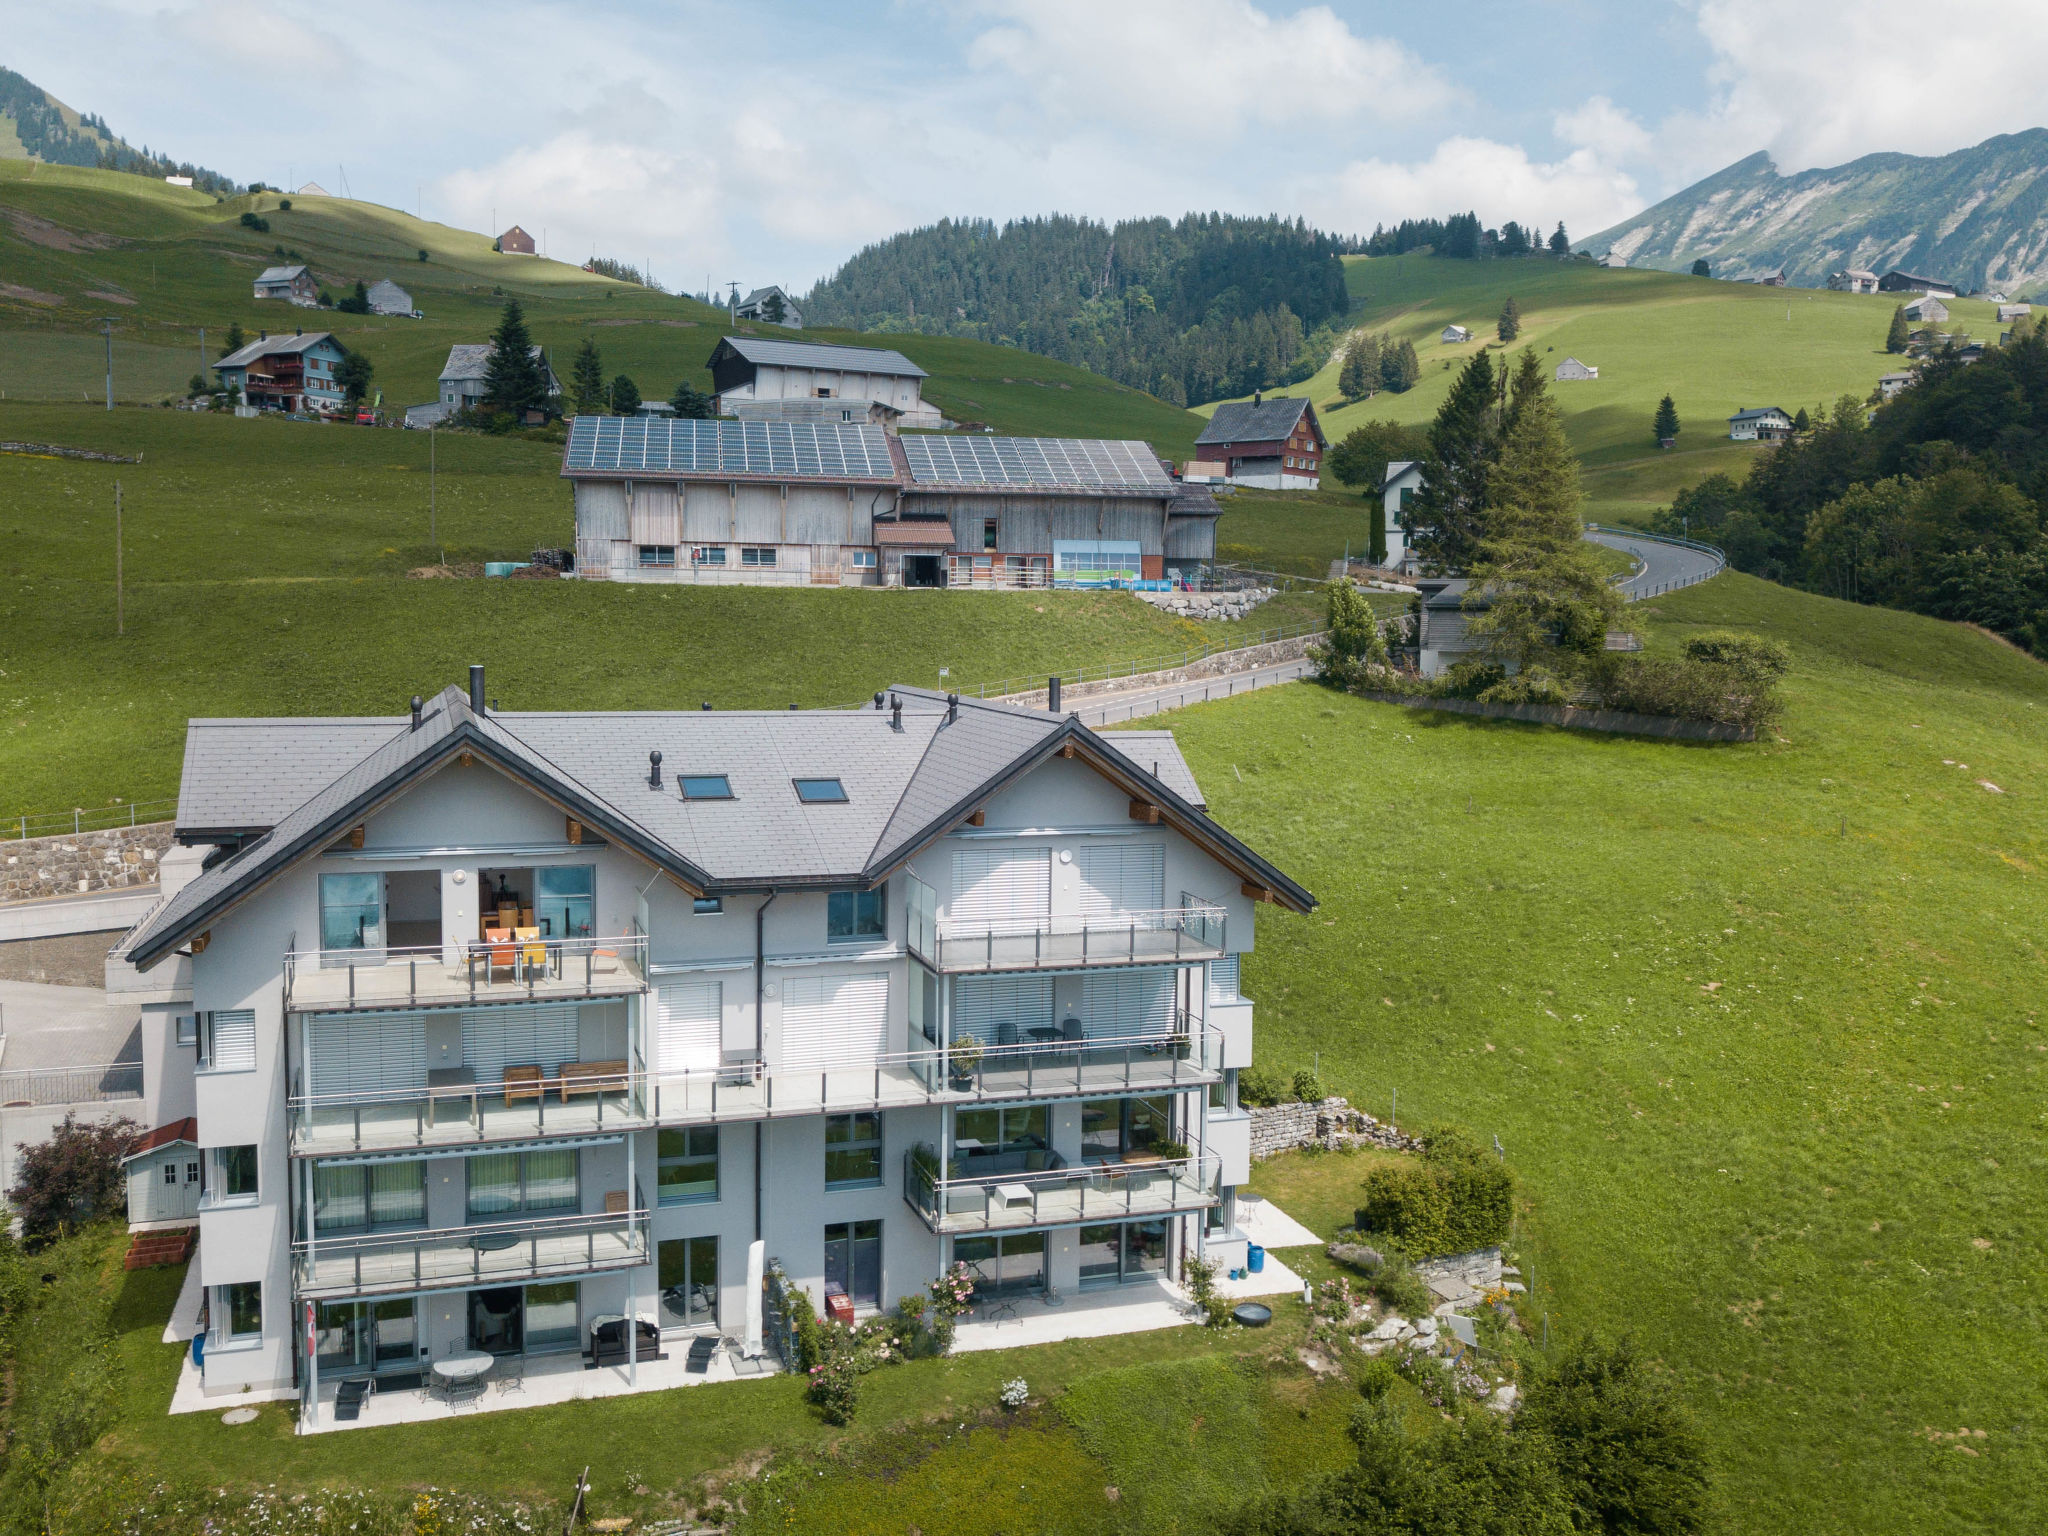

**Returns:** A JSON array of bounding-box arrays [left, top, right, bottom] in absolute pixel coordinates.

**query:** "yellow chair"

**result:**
[[515, 926, 547, 978]]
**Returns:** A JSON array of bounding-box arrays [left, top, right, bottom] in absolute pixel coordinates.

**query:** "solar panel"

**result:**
[[899, 435, 1167, 489], [562, 418, 895, 479]]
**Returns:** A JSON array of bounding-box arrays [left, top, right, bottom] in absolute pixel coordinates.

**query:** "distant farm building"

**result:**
[[1878, 270, 1956, 297], [708, 334, 942, 429], [1901, 295, 1950, 323], [734, 285, 803, 328], [1728, 406, 1794, 441], [1194, 395, 1326, 490], [1441, 324, 1472, 344], [1554, 356, 1599, 381], [498, 225, 536, 255], [1878, 372, 1915, 400], [295, 181, 330, 196], [252, 263, 318, 306], [213, 330, 348, 415], [1829, 269, 1879, 294], [1997, 303, 2031, 323], [437, 343, 562, 421], [366, 279, 416, 316], [1598, 253, 1628, 268]]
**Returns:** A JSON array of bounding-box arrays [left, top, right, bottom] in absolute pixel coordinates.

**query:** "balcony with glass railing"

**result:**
[[283, 933, 648, 1014], [902, 1147, 1219, 1235], [904, 877, 1225, 976], [289, 1055, 654, 1156], [651, 1022, 1221, 1125], [291, 1199, 650, 1301]]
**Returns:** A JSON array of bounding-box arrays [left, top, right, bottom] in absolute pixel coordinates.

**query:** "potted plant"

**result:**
[[1152, 1139, 1192, 1163], [947, 1036, 983, 1088]]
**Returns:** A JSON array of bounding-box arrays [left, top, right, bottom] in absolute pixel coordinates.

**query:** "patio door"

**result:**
[[1076, 1219, 1169, 1287], [955, 1231, 1047, 1293], [950, 974, 1053, 1046], [308, 1011, 427, 1098], [822, 1220, 882, 1307], [460, 1004, 579, 1082], [657, 1235, 719, 1332], [316, 1298, 419, 1375]]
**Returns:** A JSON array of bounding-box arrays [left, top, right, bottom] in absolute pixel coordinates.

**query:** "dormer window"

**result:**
[[793, 777, 847, 804], [680, 775, 733, 801]]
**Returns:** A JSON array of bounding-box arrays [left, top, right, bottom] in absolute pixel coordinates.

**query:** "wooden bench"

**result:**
[[557, 1059, 629, 1101], [501, 1064, 545, 1104]]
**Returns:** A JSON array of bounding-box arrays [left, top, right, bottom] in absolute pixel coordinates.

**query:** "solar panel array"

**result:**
[[563, 417, 897, 480], [901, 435, 1170, 491]]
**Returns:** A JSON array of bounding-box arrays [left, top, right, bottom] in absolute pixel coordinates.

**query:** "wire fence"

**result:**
[[6, 799, 177, 841]]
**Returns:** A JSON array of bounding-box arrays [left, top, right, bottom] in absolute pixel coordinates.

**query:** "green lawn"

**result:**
[[0, 163, 1205, 458], [1144, 573, 2048, 1535]]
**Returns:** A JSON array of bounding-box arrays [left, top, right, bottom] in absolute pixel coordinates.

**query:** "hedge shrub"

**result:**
[[1354, 1123, 1513, 1256]]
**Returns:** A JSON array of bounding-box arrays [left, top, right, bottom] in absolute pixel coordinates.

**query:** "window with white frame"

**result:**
[[198, 1009, 257, 1073], [848, 549, 876, 569], [741, 546, 777, 567]]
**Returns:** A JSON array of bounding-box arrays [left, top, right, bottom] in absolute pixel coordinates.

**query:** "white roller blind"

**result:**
[[950, 848, 1050, 924], [208, 1009, 256, 1072], [1077, 843, 1165, 916], [780, 972, 889, 1071], [950, 975, 1054, 1046], [462, 1005, 580, 1080], [657, 980, 722, 1075], [309, 1012, 427, 1097], [1082, 969, 1174, 1040], [1208, 955, 1241, 1001]]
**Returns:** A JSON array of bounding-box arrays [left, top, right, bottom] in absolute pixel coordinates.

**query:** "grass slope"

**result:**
[[1140, 574, 2048, 1534], [0, 163, 1203, 456]]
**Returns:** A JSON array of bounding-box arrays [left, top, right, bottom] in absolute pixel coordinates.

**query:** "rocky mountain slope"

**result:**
[[1586, 130, 2048, 296]]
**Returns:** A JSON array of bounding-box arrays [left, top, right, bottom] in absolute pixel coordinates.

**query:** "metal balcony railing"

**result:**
[[649, 1022, 1222, 1125], [289, 1054, 653, 1156], [906, 905, 1226, 974], [283, 933, 648, 1013], [903, 1147, 1220, 1235], [291, 1198, 650, 1300]]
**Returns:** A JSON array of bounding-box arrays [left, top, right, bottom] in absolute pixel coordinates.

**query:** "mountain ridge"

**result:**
[[1586, 129, 2048, 295], [0, 64, 237, 193]]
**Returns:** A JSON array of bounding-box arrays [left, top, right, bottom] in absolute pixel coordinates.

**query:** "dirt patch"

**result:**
[[660, 319, 699, 327], [506, 564, 560, 580], [0, 282, 63, 307], [84, 290, 137, 306], [0, 207, 123, 252], [408, 562, 485, 579]]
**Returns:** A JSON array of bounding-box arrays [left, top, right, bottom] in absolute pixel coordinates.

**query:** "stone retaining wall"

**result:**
[[1, 823, 172, 903], [1249, 1096, 1424, 1159], [1001, 634, 1320, 711], [1134, 586, 1276, 622], [1356, 690, 1755, 743]]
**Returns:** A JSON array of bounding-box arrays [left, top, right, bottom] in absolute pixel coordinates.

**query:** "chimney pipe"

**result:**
[[648, 750, 662, 788], [946, 692, 959, 723], [1253, 389, 1262, 406], [468, 665, 486, 713], [1047, 675, 1061, 713], [890, 694, 903, 732], [409, 694, 423, 730]]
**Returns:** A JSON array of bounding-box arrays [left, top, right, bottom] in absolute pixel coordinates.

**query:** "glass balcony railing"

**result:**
[[291, 1201, 650, 1300], [906, 905, 1226, 974], [903, 1147, 1220, 1235], [283, 933, 648, 1014], [649, 1023, 1221, 1125], [289, 1058, 654, 1156]]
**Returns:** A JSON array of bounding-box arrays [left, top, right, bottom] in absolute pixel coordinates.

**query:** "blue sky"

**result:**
[[4, 1, 2040, 296]]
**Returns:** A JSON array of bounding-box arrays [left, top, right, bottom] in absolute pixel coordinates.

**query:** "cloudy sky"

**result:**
[[5, 1, 2042, 295]]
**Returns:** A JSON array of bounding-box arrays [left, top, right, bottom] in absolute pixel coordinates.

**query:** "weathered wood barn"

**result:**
[[708, 335, 945, 428], [561, 419, 1218, 587]]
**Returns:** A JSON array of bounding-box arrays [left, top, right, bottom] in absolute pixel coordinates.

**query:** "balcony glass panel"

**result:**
[[292, 1204, 648, 1300], [903, 1148, 1218, 1235], [284, 933, 647, 1014], [908, 904, 1225, 974]]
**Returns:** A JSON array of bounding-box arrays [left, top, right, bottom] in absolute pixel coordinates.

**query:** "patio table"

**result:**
[[432, 1351, 494, 1388], [995, 1182, 1033, 1208]]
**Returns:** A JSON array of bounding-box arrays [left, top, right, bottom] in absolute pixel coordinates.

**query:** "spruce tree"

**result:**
[[570, 338, 606, 416], [1410, 351, 1498, 569], [219, 323, 245, 358], [1504, 347, 1546, 434], [482, 298, 546, 416], [1691, 258, 1711, 277], [670, 380, 714, 419], [1793, 406, 1811, 433], [1339, 332, 1377, 399], [1885, 305, 1910, 353], [1382, 337, 1420, 393], [1368, 491, 1388, 565], [1549, 221, 1569, 255], [1653, 394, 1680, 443], [761, 291, 787, 324], [1497, 295, 1521, 343], [609, 374, 642, 414]]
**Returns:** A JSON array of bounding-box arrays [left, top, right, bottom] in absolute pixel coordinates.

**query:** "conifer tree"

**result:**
[[1548, 221, 1569, 255], [1339, 332, 1377, 399], [1410, 351, 1498, 569], [1504, 347, 1546, 435], [1654, 394, 1680, 443], [570, 338, 606, 416], [1497, 294, 1521, 343], [609, 374, 642, 414], [1691, 258, 1710, 277], [1885, 305, 1910, 353], [1381, 337, 1420, 393], [219, 323, 245, 358], [670, 380, 714, 418], [482, 298, 547, 416], [1793, 406, 1811, 433]]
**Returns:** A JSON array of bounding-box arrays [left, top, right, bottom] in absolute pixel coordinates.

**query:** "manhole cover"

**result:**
[[221, 1408, 259, 1425]]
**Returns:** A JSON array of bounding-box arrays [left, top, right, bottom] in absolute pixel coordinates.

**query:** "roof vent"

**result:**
[[701, 701, 712, 712], [1253, 390, 1262, 406], [1048, 675, 1062, 713], [946, 692, 959, 723], [873, 692, 885, 710], [648, 750, 663, 788], [468, 664, 485, 713], [409, 695, 423, 731], [890, 694, 903, 732], [789, 702, 798, 711]]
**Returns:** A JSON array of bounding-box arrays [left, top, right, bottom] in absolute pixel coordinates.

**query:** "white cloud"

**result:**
[[1690, 0, 2048, 173], [1554, 96, 1653, 164], [964, 0, 1454, 137], [1317, 136, 1643, 241]]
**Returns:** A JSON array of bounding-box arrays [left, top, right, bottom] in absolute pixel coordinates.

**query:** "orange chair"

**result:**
[[483, 927, 516, 980]]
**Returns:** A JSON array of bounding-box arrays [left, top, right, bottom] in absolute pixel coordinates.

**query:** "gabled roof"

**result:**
[[255, 264, 308, 284], [899, 435, 1171, 495], [125, 687, 1312, 968], [738, 286, 797, 310], [123, 1117, 198, 1162], [1728, 406, 1790, 422], [711, 334, 925, 379], [562, 417, 898, 482], [214, 331, 339, 368], [1196, 397, 1319, 447], [440, 343, 551, 383], [1382, 459, 1423, 489]]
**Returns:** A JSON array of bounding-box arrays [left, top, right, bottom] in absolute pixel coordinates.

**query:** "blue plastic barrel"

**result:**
[[191, 1332, 205, 1367], [1247, 1243, 1265, 1274]]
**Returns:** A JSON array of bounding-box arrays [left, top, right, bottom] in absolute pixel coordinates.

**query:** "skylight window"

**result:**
[[793, 777, 848, 804], [679, 775, 733, 801]]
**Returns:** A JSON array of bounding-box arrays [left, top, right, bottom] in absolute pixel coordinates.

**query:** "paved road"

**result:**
[[1583, 527, 1726, 601], [1066, 657, 1313, 726]]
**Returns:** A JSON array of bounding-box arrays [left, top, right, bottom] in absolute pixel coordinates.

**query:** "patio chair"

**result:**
[[685, 1334, 719, 1374], [333, 1376, 372, 1422], [482, 928, 516, 981], [495, 1353, 526, 1395]]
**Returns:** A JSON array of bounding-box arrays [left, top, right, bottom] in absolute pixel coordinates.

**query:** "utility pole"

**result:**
[[430, 426, 438, 559], [99, 317, 115, 410], [114, 480, 124, 636]]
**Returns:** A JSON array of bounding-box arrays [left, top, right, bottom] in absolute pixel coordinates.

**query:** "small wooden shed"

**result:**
[[123, 1117, 202, 1229]]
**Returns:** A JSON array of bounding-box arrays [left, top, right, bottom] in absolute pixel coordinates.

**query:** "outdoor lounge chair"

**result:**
[[685, 1335, 719, 1374], [333, 1376, 372, 1421]]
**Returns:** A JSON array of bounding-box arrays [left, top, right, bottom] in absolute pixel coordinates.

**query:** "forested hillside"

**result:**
[[0, 66, 235, 192], [1655, 330, 2048, 652], [802, 213, 1352, 405]]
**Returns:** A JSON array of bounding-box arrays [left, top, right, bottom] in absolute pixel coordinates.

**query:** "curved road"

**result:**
[[1583, 527, 1726, 601]]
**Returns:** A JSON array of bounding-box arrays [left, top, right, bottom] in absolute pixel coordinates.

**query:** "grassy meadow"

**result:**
[[1141, 572, 2048, 1535], [0, 162, 1205, 458]]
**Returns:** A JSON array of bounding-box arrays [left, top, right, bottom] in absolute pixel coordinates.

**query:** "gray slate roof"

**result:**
[[1728, 406, 1790, 422], [440, 343, 551, 385], [255, 264, 308, 284], [214, 332, 338, 368], [1196, 397, 1313, 446], [714, 334, 925, 379], [125, 686, 1310, 968]]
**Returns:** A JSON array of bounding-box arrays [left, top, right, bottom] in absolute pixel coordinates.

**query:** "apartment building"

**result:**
[[118, 673, 1311, 1425]]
